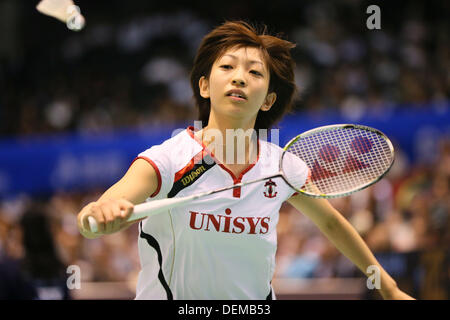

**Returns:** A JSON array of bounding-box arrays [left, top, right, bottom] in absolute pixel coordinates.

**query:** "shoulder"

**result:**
[[258, 139, 284, 161], [155, 129, 195, 150], [135, 128, 203, 198], [140, 128, 200, 158], [137, 127, 205, 179], [259, 139, 306, 167], [259, 139, 284, 152]]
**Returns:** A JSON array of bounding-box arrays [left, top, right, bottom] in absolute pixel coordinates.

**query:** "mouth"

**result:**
[[225, 89, 247, 101]]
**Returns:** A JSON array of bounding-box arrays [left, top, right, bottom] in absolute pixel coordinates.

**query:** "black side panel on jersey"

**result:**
[[266, 284, 273, 300], [168, 154, 216, 198], [139, 222, 173, 300]]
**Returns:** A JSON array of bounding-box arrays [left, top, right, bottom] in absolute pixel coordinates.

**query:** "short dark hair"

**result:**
[[190, 21, 297, 130]]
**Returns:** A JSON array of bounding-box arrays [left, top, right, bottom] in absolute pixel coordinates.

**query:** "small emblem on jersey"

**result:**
[[263, 179, 278, 198]]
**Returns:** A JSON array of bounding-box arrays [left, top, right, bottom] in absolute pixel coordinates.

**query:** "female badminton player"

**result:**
[[77, 21, 414, 300]]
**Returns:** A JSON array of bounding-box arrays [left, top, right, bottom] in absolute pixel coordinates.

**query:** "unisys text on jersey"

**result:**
[[189, 208, 270, 235]]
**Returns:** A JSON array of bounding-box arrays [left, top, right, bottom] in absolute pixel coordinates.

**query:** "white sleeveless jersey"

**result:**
[[134, 127, 309, 300]]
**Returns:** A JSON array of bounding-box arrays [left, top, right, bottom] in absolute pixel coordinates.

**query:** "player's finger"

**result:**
[[110, 203, 123, 230], [90, 204, 106, 234], [118, 199, 134, 219], [102, 205, 115, 234]]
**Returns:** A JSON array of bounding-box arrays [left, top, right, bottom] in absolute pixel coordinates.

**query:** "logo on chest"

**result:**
[[189, 208, 270, 235], [263, 179, 278, 198]]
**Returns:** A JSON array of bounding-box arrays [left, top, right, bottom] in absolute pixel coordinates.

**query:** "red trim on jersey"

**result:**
[[186, 126, 260, 198], [131, 156, 162, 198]]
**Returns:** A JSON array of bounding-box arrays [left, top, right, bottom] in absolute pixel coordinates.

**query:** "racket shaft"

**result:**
[[132, 196, 200, 220]]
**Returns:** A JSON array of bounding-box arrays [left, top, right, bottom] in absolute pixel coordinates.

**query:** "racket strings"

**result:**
[[284, 127, 393, 196]]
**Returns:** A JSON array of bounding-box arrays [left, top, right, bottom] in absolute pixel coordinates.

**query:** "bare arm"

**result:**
[[287, 193, 414, 300], [77, 159, 159, 239]]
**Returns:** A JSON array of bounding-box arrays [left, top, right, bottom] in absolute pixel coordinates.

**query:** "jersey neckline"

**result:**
[[186, 126, 260, 190]]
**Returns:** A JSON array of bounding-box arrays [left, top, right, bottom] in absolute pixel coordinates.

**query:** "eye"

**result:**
[[250, 70, 263, 76], [220, 65, 233, 70]]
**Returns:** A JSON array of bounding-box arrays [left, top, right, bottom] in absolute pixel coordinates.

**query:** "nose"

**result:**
[[231, 68, 246, 87], [232, 78, 246, 86]]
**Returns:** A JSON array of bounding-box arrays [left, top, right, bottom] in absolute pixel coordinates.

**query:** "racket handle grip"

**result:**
[[86, 195, 197, 234]]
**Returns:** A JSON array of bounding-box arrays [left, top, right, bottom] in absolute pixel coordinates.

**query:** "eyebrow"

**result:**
[[222, 54, 265, 68]]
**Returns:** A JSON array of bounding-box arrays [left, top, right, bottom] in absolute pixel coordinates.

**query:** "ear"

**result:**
[[199, 76, 210, 99], [260, 92, 277, 111]]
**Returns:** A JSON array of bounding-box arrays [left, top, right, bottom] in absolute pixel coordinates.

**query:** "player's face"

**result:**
[[199, 46, 276, 125]]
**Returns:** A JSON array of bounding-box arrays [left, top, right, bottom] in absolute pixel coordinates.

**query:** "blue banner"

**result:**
[[0, 104, 449, 197]]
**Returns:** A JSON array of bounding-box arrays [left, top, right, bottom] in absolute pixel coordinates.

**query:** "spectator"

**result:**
[[0, 206, 70, 300]]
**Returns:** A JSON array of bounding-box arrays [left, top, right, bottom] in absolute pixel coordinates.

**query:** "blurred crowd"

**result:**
[[0, 189, 141, 299], [0, 0, 448, 136], [0, 0, 449, 300]]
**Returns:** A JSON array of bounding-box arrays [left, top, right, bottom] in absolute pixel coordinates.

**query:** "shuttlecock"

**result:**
[[36, 0, 85, 31]]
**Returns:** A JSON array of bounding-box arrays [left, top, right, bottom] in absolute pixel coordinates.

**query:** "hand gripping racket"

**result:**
[[88, 124, 394, 233]]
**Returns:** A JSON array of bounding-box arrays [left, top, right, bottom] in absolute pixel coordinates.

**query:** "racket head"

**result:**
[[281, 124, 395, 198]]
